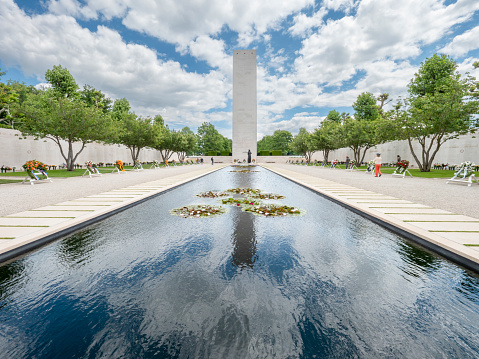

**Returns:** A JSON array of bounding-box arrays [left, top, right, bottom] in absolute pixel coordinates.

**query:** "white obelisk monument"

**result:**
[[232, 50, 257, 162]]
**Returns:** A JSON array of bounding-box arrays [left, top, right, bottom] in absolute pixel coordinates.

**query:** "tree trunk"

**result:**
[[322, 149, 330, 163]]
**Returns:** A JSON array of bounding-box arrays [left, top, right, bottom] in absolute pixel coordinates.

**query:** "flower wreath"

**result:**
[[23, 160, 48, 179], [395, 160, 409, 174], [115, 160, 125, 172], [455, 161, 476, 178]]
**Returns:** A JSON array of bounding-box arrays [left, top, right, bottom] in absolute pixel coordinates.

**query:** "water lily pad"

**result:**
[[170, 205, 227, 218], [243, 204, 304, 217], [196, 191, 229, 198], [220, 197, 262, 206]]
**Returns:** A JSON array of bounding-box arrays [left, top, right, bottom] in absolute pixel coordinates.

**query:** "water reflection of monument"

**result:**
[[231, 209, 257, 269], [230, 164, 257, 269]]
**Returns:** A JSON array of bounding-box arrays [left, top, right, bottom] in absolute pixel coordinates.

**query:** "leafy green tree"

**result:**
[[152, 117, 175, 162], [21, 91, 112, 170], [0, 69, 19, 128], [342, 92, 391, 164], [169, 129, 197, 161], [197, 122, 224, 154], [312, 113, 342, 163], [117, 115, 155, 164], [353, 92, 380, 122], [393, 54, 479, 172], [45, 65, 79, 98], [257, 130, 292, 154], [290, 128, 316, 163], [80, 85, 112, 113]]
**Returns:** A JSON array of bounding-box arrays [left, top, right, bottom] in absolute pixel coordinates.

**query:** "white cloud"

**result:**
[[185, 36, 232, 75], [0, 0, 230, 123], [289, 8, 328, 37], [440, 26, 479, 57], [46, 0, 314, 49], [294, 0, 479, 86]]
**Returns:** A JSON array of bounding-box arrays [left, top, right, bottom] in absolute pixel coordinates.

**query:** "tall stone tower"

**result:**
[[232, 50, 257, 161]]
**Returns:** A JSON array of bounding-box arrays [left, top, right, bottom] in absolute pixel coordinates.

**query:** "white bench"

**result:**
[[22, 170, 53, 185]]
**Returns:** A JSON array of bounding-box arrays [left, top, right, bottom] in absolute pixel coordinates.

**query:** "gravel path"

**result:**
[[267, 164, 479, 219], [1, 164, 478, 219], [0, 165, 222, 217]]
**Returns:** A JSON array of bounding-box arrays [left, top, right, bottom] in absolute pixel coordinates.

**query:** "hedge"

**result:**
[[259, 150, 270, 156], [271, 150, 283, 156]]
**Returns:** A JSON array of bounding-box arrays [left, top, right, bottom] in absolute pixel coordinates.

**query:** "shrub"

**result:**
[[259, 150, 270, 156], [220, 151, 231, 156], [271, 150, 283, 156], [207, 151, 219, 156]]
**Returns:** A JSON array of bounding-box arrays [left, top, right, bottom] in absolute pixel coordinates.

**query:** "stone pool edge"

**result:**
[[0, 165, 228, 264], [262, 165, 479, 274]]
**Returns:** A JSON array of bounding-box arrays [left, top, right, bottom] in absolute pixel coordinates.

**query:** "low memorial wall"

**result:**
[[0, 128, 169, 169], [1, 128, 477, 169]]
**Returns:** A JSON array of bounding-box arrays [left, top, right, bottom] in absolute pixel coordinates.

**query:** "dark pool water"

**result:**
[[1, 166, 479, 358]]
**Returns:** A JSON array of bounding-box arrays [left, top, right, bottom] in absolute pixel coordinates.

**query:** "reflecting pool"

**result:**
[[1, 166, 478, 358]]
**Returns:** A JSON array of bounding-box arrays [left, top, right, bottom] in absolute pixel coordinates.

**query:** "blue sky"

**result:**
[[1, 0, 478, 139]]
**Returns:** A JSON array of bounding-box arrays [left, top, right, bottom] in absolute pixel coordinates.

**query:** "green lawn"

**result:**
[[301, 164, 471, 179], [0, 164, 182, 178], [0, 179, 23, 184]]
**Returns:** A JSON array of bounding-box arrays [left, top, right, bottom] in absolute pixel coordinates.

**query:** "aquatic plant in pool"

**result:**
[[170, 204, 227, 218], [0, 166, 479, 358]]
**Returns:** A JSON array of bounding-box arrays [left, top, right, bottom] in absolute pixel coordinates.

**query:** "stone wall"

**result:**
[[0, 128, 172, 169], [310, 133, 478, 167]]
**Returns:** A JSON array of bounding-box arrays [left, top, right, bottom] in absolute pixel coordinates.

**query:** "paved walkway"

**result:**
[[0, 163, 478, 270], [262, 164, 479, 270]]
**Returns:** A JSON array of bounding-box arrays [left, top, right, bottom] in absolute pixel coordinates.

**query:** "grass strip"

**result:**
[[403, 220, 479, 223], [429, 230, 479, 233], [464, 244, 479, 247], [0, 179, 23, 184], [0, 237, 15, 240], [0, 225, 49, 227], [6, 216, 75, 218], [385, 213, 457, 215], [30, 209, 95, 212]]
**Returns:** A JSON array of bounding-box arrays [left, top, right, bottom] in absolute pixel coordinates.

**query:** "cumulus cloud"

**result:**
[[294, 0, 479, 86], [440, 26, 479, 57], [0, 0, 229, 123]]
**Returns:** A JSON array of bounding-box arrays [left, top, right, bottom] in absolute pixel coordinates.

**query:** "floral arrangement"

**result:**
[[221, 197, 262, 206], [395, 160, 409, 174], [115, 160, 125, 172], [23, 160, 48, 172], [455, 161, 476, 178], [153, 160, 160, 166], [85, 161, 98, 170], [196, 191, 229, 198], [252, 159, 256, 163], [367, 160, 375, 172], [243, 204, 303, 217], [170, 205, 227, 218], [349, 160, 356, 167], [23, 160, 48, 179]]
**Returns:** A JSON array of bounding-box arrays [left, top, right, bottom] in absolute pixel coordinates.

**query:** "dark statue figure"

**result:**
[[247, 149, 252, 163]]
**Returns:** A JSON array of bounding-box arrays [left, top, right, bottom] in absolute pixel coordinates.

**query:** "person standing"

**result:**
[[211, 157, 214, 165], [397, 155, 401, 164], [345, 156, 350, 169], [374, 153, 382, 177]]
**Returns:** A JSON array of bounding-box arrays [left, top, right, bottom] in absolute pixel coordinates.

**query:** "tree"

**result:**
[[197, 122, 224, 154], [152, 116, 175, 162], [290, 128, 316, 163], [312, 113, 342, 163], [45, 65, 79, 98], [80, 85, 112, 113], [117, 115, 154, 164], [257, 130, 293, 154], [342, 92, 390, 164], [394, 54, 479, 172], [169, 128, 197, 161], [21, 91, 112, 170], [0, 69, 19, 127], [353, 92, 380, 122], [20, 66, 114, 171]]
